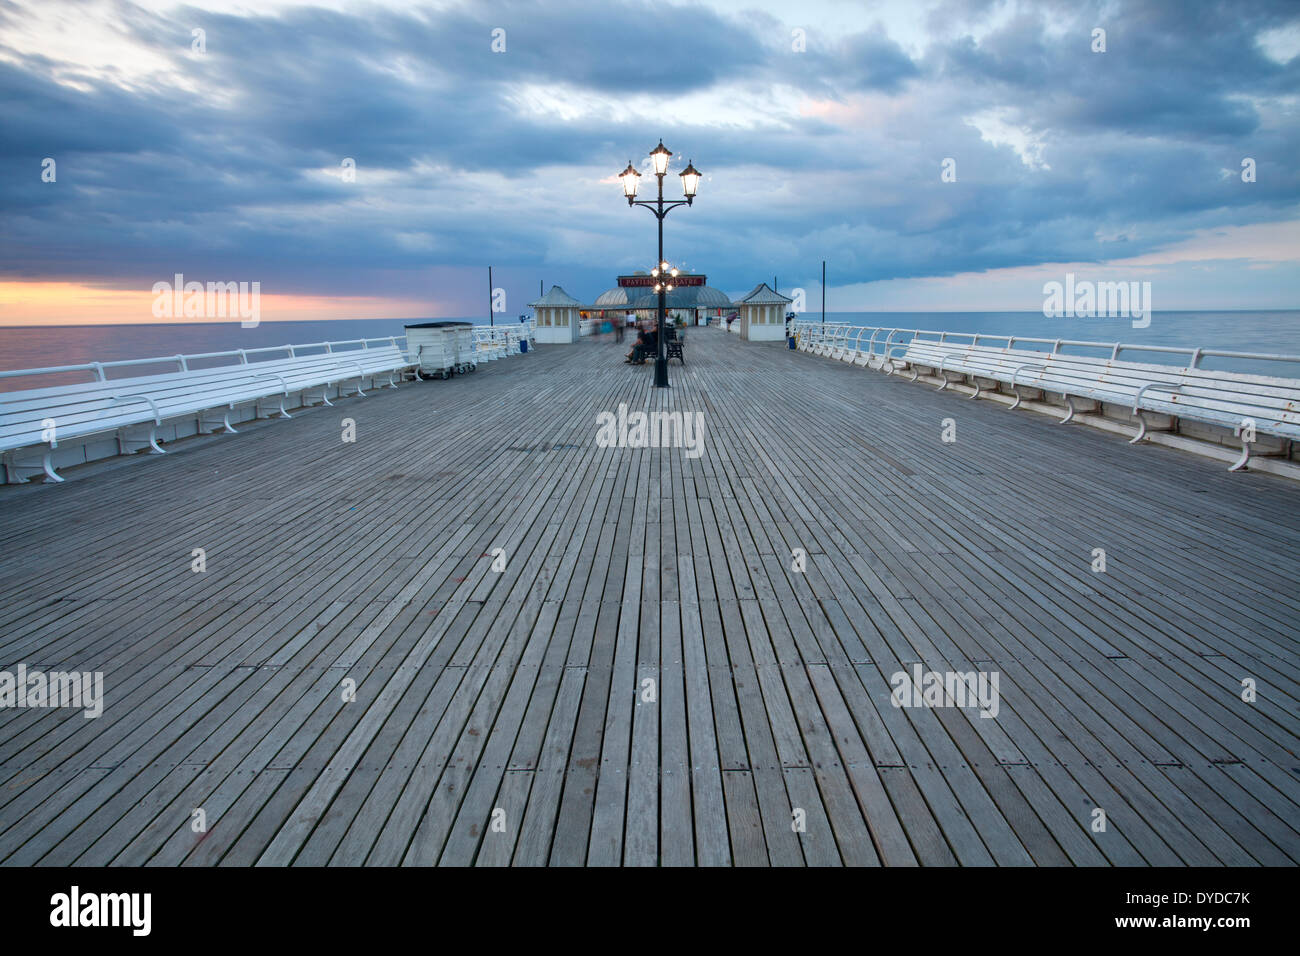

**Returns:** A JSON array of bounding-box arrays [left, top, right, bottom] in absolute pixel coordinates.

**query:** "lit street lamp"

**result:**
[[619, 142, 700, 387]]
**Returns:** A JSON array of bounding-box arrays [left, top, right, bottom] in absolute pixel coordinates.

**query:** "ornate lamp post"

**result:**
[[619, 142, 701, 387]]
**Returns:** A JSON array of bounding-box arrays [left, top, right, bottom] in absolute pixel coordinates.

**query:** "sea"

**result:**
[[2, 311, 1299, 385]]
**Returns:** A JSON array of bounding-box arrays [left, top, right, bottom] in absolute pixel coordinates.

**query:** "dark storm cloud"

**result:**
[[932, 0, 1300, 137], [0, 0, 1296, 309]]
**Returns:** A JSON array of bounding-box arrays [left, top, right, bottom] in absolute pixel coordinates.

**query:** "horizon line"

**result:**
[[3, 307, 1299, 329]]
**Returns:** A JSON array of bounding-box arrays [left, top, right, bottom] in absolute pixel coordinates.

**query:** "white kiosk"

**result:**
[[529, 286, 582, 344], [737, 283, 793, 341]]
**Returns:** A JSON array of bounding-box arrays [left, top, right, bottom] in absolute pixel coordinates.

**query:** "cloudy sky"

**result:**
[[1, 0, 1297, 324]]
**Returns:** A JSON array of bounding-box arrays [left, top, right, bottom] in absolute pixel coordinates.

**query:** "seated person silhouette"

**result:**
[[625, 324, 657, 364]]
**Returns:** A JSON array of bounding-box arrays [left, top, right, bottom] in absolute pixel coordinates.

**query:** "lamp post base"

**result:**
[[653, 357, 670, 388]]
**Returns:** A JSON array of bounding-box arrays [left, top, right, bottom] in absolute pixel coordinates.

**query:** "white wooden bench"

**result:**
[[797, 324, 855, 360], [891, 339, 1300, 471], [472, 326, 532, 361], [1, 338, 413, 482], [473, 329, 508, 361], [798, 324, 833, 357]]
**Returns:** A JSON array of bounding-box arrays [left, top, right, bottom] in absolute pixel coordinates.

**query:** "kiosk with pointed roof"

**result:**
[[528, 285, 582, 344], [736, 282, 793, 341]]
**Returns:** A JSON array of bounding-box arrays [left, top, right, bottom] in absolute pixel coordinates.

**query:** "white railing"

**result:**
[[790, 320, 1300, 474], [790, 321, 1300, 377], [0, 321, 540, 391], [0, 336, 409, 388], [470, 321, 534, 361]]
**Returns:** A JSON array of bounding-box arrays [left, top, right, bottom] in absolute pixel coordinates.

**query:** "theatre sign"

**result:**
[[618, 274, 706, 288]]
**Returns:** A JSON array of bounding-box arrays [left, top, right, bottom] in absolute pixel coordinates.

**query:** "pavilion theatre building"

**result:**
[[583, 272, 734, 330]]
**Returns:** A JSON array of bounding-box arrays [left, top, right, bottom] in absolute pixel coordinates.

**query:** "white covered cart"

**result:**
[[404, 321, 476, 379]]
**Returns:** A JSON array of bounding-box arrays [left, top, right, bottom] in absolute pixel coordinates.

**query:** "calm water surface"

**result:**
[[2, 311, 1298, 383]]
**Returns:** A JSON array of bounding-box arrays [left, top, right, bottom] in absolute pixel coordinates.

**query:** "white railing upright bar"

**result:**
[[790, 321, 1300, 374]]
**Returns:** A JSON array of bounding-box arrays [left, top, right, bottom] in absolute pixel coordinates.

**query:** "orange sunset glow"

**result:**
[[0, 281, 438, 326]]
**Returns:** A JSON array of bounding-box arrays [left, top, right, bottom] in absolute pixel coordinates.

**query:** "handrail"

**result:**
[[1009, 362, 1049, 388], [109, 393, 163, 426], [251, 372, 290, 396], [1132, 381, 1184, 412], [884, 344, 913, 377], [0, 335, 413, 389], [791, 321, 1300, 376], [466, 322, 534, 359]]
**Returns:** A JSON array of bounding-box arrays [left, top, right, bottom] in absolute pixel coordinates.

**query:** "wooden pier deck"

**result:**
[[1, 326, 1297, 866]]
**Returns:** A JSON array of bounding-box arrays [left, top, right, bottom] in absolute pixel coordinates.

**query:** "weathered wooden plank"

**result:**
[[1, 327, 1295, 868]]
